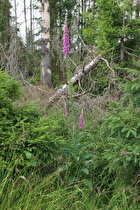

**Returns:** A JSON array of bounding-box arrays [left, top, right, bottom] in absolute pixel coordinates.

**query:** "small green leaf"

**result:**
[[130, 129, 137, 138], [126, 130, 131, 138], [84, 180, 93, 190], [24, 151, 32, 160], [81, 168, 89, 174], [31, 159, 37, 167], [80, 153, 94, 160]]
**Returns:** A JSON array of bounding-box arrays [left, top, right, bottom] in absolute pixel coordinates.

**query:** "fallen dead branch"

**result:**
[[49, 55, 102, 104]]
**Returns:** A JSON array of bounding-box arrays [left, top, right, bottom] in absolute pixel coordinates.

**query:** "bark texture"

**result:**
[[49, 55, 102, 103], [41, 0, 52, 87]]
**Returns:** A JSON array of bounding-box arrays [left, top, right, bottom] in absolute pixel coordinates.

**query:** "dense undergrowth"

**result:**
[[0, 68, 140, 209]]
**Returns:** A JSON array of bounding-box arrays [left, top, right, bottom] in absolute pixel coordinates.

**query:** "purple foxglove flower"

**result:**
[[79, 116, 84, 129], [64, 108, 69, 118], [64, 113, 69, 118], [43, 112, 47, 118], [63, 21, 70, 59]]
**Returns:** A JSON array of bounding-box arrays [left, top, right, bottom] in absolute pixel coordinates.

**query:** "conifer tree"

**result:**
[[83, 0, 140, 67]]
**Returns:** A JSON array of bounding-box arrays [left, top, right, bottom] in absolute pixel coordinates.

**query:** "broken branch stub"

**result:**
[[49, 55, 102, 104]]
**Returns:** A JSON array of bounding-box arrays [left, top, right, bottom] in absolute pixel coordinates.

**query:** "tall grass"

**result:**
[[1, 68, 140, 209], [1, 165, 140, 209]]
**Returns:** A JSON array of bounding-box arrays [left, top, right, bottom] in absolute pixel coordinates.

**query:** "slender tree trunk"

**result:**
[[41, 0, 52, 87], [135, 0, 140, 18], [30, 0, 33, 51], [14, 0, 18, 33], [120, 11, 125, 62], [24, 0, 28, 44], [4, 0, 11, 47]]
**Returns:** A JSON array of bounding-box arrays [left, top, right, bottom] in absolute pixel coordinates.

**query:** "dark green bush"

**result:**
[[103, 69, 140, 177], [0, 69, 66, 175]]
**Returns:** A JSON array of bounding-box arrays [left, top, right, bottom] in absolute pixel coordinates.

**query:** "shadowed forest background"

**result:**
[[0, 0, 140, 209]]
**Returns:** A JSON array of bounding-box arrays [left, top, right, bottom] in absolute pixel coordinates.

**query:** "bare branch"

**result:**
[[101, 57, 115, 76], [124, 48, 140, 59], [20, 71, 48, 94], [72, 90, 89, 98], [76, 30, 92, 54], [49, 55, 102, 104]]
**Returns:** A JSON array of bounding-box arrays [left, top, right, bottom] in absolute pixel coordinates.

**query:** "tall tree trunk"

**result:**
[[24, 0, 28, 44], [30, 0, 33, 52], [14, 0, 18, 34], [120, 11, 125, 62], [41, 0, 52, 88], [1, 0, 11, 47], [135, 0, 140, 18]]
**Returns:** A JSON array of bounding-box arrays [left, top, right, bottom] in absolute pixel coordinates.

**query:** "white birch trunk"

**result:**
[[41, 0, 52, 87], [49, 55, 102, 103]]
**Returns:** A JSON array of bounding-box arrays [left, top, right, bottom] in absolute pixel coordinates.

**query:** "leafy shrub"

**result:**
[[0, 69, 22, 103], [0, 69, 66, 175], [102, 69, 140, 177], [62, 136, 94, 183]]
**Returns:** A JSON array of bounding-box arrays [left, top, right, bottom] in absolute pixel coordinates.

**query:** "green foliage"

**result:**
[[0, 70, 66, 175], [120, 69, 140, 108], [83, 0, 121, 52], [0, 69, 22, 103], [1, 67, 140, 208], [62, 133, 94, 183], [103, 69, 140, 176], [83, 0, 140, 65], [1, 164, 139, 210], [0, 0, 11, 45]]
